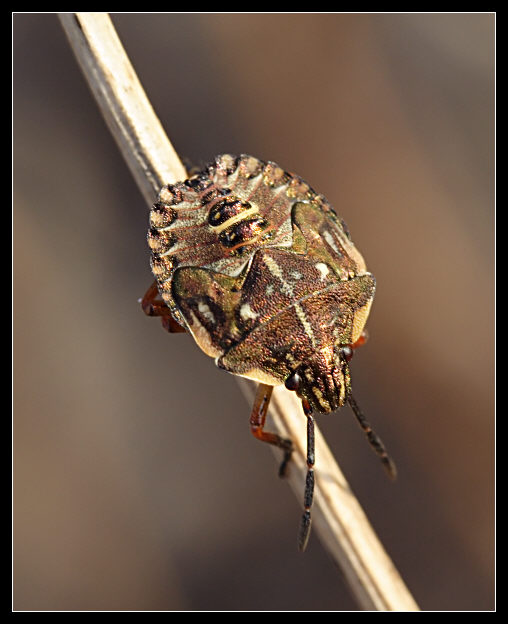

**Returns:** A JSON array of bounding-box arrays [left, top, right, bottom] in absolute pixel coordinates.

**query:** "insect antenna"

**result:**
[[348, 393, 397, 479], [298, 399, 315, 552]]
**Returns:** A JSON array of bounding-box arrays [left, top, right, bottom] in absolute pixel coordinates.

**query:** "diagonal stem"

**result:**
[[59, 12, 419, 611], [58, 12, 186, 203]]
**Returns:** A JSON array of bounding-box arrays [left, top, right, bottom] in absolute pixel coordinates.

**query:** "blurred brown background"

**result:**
[[13, 13, 494, 611]]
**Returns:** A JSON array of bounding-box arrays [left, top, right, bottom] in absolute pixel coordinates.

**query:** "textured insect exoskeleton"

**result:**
[[143, 154, 395, 551]]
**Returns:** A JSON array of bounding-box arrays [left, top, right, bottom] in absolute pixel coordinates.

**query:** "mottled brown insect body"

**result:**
[[144, 154, 395, 550]]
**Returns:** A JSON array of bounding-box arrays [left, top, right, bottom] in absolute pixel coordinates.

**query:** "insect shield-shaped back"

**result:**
[[147, 154, 375, 411]]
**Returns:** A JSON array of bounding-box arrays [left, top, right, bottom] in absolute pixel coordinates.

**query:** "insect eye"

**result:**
[[341, 345, 354, 363], [284, 371, 302, 392]]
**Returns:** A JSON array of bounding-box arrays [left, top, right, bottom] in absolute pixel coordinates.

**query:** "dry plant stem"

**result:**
[[58, 13, 186, 202], [59, 12, 419, 612], [239, 382, 418, 611]]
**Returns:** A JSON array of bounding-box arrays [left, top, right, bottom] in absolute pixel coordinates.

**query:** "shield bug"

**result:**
[[142, 154, 396, 551]]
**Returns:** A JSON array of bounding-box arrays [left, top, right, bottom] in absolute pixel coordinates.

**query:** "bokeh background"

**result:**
[[13, 13, 494, 611]]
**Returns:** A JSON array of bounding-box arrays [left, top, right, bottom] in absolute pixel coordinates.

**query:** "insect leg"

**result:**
[[348, 393, 397, 479], [140, 281, 186, 333], [351, 328, 369, 350], [250, 383, 293, 478], [298, 399, 315, 552]]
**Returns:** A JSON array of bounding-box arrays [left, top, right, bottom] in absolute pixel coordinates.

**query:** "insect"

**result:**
[[142, 154, 396, 551]]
